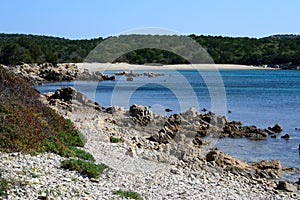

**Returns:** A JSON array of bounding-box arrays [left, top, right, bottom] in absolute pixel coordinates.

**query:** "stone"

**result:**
[[276, 181, 297, 192], [206, 151, 249, 169], [129, 104, 152, 126], [268, 123, 283, 133], [281, 134, 290, 139], [192, 135, 210, 147], [148, 114, 181, 144], [252, 160, 282, 176]]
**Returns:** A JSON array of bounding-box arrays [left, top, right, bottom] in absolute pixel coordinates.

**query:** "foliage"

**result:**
[[0, 66, 85, 156], [69, 146, 95, 162], [0, 33, 102, 65], [61, 159, 108, 179], [112, 190, 143, 200], [110, 136, 121, 143], [0, 178, 8, 197], [1, 33, 300, 66]]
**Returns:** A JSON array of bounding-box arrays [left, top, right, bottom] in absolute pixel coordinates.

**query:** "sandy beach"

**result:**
[[76, 63, 271, 72]]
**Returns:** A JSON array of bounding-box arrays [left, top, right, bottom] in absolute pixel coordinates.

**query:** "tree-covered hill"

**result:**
[[0, 33, 300, 66]]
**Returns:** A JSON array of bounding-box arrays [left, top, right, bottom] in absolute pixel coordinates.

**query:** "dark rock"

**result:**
[[228, 110, 232, 113], [47, 87, 104, 110], [192, 135, 210, 147], [269, 123, 283, 133], [271, 135, 277, 138], [276, 181, 297, 192], [281, 134, 290, 139], [201, 108, 207, 112], [129, 104, 152, 126], [165, 108, 172, 112]]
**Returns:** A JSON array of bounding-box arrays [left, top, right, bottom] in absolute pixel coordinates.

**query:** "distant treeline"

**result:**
[[0, 33, 300, 65]]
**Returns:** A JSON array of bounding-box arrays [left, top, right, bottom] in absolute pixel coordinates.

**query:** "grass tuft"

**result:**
[[112, 190, 143, 200], [61, 159, 108, 179]]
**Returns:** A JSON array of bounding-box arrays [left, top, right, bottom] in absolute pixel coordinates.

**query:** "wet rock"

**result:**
[[268, 123, 283, 133], [165, 108, 172, 112], [129, 104, 152, 126], [281, 134, 290, 139]]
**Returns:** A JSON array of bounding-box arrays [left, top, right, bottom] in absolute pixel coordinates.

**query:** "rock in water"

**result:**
[[281, 134, 290, 139], [129, 104, 152, 126]]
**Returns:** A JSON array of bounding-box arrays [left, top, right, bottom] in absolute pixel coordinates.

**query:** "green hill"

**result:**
[[1, 33, 300, 65]]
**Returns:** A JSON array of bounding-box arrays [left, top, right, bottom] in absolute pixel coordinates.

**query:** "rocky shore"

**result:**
[[2, 63, 116, 84], [1, 67, 299, 199], [8, 87, 294, 199]]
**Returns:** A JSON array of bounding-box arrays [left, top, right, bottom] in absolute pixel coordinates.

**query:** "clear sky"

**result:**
[[1, 0, 300, 39]]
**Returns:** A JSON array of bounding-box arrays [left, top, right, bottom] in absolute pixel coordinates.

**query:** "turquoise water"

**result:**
[[36, 69, 300, 180]]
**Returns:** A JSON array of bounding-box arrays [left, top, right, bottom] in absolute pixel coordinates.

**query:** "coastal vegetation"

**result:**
[[0, 33, 300, 66], [112, 190, 144, 200], [0, 65, 84, 155]]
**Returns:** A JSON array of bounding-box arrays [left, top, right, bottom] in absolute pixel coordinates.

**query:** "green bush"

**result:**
[[112, 190, 143, 200], [110, 136, 121, 143], [69, 146, 95, 162], [61, 159, 108, 179]]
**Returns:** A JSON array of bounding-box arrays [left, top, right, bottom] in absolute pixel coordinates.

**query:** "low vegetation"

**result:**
[[0, 66, 84, 155], [61, 159, 108, 179], [110, 136, 121, 143], [0, 177, 8, 197], [112, 190, 143, 200]]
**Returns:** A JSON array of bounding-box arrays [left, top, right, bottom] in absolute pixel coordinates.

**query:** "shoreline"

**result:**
[[76, 62, 274, 72]]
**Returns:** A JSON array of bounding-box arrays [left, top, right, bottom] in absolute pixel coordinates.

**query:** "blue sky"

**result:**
[[1, 0, 300, 39]]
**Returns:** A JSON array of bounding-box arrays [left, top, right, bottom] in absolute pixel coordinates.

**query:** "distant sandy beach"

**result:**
[[76, 63, 272, 72]]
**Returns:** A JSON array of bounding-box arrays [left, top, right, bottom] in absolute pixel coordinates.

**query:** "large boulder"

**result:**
[[129, 104, 152, 126], [276, 181, 297, 192], [47, 87, 103, 110], [252, 160, 282, 176], [206, 150, 249, 169]]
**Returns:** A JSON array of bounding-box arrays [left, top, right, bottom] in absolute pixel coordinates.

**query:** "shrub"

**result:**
[[0, 178, 8, 197], [110, 136, 121, 143], [112, 190, 143, 200], [69, 146, 95, 162], [0, 66, 86, 155], [61, 159, 108, 179]]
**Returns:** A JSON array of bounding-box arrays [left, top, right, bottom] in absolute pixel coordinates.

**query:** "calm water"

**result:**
[[36, 69, 300, 180]]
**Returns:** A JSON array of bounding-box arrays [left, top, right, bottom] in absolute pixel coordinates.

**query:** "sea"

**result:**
[[36, 69, 300, 181]]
